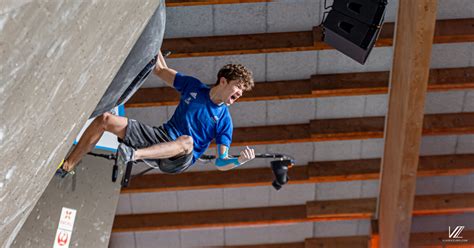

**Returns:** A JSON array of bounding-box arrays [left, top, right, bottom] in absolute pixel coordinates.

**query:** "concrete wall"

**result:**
[[0, 1, 161, 247], [12, 150, 123, 248]]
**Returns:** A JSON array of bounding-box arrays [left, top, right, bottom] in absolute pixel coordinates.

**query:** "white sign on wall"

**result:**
[[74, 105, 125, 152], [53, 207, 77, 248]]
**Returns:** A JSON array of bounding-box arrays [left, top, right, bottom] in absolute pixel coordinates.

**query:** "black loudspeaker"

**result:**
[[322, 0, 387, 64]]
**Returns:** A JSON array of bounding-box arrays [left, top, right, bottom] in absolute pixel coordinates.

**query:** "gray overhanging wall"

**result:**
[[0, 1, 161, 246]]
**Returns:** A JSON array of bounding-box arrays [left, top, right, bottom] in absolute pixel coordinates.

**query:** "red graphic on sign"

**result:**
[[57, 231, 69, 246]]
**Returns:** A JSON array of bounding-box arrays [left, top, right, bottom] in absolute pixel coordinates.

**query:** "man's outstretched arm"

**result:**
[[154, 51, 177, 88], [215, 145, 255, 171]]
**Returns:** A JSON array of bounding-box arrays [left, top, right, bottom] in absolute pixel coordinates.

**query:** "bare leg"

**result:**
[[63, 113, 128, 171], [134, 135, 193, 160]]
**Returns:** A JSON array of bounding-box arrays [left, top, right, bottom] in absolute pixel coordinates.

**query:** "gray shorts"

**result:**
[[119, 118, 193, 173]]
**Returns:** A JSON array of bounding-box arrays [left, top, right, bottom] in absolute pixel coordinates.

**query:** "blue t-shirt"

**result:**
[[163, 73, 233, 163]]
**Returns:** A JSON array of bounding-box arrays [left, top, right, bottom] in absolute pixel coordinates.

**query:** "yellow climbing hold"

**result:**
[[57, 159, 65, 170]]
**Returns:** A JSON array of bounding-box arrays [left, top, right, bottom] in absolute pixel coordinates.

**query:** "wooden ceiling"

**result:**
[[115, 1, 474, 247]]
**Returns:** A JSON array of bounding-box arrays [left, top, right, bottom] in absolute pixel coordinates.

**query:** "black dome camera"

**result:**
[[271, 159, 294, 190]]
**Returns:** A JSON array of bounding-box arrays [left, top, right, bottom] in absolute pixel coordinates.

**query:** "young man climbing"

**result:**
[[61, 51, 256, 174]]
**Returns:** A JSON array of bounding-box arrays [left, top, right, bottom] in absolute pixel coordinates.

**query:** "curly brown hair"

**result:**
[[215, 64, 254, 91]]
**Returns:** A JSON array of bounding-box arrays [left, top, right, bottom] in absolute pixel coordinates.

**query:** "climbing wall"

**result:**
[[0, 1, 161, 246]]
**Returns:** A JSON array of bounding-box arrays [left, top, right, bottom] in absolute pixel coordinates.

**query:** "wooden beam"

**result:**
[[312, 67, 474, 98], [306, 198, 376, 220], [306, 194, 474, 219], [113, 193, 474, 232], [322, 154, 469, 183], [161, 19, 474, 58], [122, 154, 474, 193], [413, 193, 474, 216], [415, 153, 474, 177], [310, 116, 385, 141], [378, 0, 438, 247], [113, 205, 307, 232], [166, 0, 270, 7], [310, 112, 474, 142], [126, 67, 474, 108], [163, 29, 317, 58]]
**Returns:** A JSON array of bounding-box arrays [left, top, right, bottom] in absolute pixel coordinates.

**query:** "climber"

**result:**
[[59, 51, 256, 174]]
